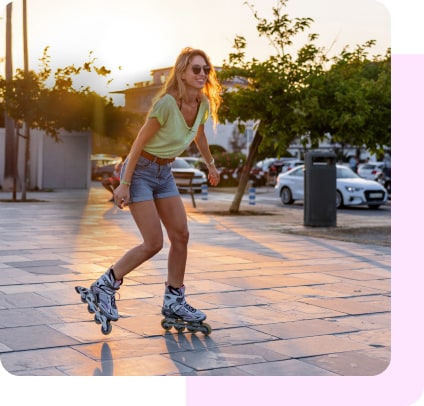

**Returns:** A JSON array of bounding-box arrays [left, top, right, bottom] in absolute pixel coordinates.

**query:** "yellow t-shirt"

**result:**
[[145, 93, 209, 158]]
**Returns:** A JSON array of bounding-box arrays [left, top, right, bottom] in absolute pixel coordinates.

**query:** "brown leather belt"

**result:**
[[140, 150, 175, 165]]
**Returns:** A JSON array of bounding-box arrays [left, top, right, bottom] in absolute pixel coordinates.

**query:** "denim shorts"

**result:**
[[121, 156, 179, 203]]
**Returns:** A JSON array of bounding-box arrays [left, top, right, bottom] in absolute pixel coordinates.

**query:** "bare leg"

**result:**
[[112, 200, 164, 280], [155, 196, 189, 288]]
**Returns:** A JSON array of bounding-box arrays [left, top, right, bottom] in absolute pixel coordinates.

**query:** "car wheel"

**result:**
[[280, 187, 294, 205], [336, 190, 344, 209]]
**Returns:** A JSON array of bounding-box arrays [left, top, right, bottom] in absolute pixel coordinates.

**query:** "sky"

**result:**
[[0, 0, 391, 105]]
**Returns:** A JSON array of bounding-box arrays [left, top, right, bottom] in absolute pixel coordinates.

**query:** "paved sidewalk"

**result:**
[[0, 185, 390, 376]]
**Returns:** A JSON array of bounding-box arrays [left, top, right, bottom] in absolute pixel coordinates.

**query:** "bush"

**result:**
[[214, 152, 245, 169]]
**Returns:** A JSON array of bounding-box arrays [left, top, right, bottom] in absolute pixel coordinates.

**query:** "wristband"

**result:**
[[208, 158, 215, 167], [121, 180, 131, 186]]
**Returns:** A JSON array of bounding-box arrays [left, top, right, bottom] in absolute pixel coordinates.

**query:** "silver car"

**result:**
[[171, 157, 207, 192]]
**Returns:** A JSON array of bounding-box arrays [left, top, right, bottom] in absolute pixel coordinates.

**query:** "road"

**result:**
[[186, 186, 391, 247], [203, 185, 391, 220]]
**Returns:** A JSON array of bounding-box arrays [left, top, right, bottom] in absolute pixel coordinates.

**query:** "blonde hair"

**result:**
[[154, 47, 222, 126]]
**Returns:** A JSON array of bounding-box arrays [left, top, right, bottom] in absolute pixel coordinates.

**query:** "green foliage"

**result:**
[[214, 152, 245, 169], [301, 45, 391, 154], [0, 47, 141, 141], [218, 0, 390, 156]]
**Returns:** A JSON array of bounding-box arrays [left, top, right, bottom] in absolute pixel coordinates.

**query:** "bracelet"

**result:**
[[121, 180, 131, 186], [207, 158, 215, 167]]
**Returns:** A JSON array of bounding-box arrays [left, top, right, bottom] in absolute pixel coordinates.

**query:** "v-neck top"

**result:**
[[145, 93, 209, 158]]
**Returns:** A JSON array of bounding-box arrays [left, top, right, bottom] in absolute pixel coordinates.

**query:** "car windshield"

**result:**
[[337, 166, 360, 179], [172, 159, 191, 169]]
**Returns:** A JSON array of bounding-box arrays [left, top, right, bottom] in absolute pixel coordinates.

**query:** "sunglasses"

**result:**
[[191, 64, 211, 75]]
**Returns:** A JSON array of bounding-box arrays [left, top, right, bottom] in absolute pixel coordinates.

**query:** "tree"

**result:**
[[300, 43, 391, 155], [0, 48, 141, 200], [218, 0, 327, 213], [218, 0, 390, 213]]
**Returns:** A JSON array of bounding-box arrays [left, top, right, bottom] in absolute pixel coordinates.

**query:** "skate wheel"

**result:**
[[174, 325, 185, 333], [187, 325, 197, 333], [101, 321, 112, 335], [88, 304, 95, 314], [94, 314, 102, 324], [75, 286, 87, 303], [161, 318, 172, 331], [200, 323, 212, 336]]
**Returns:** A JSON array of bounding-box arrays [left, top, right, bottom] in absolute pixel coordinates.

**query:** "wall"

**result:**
[[0, 128, 91, 190]]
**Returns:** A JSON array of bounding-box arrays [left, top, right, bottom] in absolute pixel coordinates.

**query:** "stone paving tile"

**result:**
[[60, 354, 193, 376], [300, 297, 389, 315], [267, 301, 344, 320], [207, 305, 302, 327], [12, 367, 68, 376], [333, 313, 391, 331], [0, 292, 53, 309], [0, 307, 63, 328], [182, 366, 253, 376], [0, 325, 80, 352], [340, 328, 391, 348], [286, 281, 388, 297], [74, 338, 173, 361], [49, 321, 139, 343], [260, 335, 371, 358], [197, 290, 288, 308], [1, 346, 96, 374], [237, 359, 338, 376], [216, 275, 321, 290], [163, 342, 290, 371], [301, 350, 390, 376], [251, 318, 360, 339]]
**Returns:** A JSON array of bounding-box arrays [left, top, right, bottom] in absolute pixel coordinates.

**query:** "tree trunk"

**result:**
[[229, 131, 263, 214]]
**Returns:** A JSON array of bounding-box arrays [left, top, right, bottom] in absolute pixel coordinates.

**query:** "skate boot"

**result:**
[[161, 284, 211, 335], [90, 268, 122, 322]]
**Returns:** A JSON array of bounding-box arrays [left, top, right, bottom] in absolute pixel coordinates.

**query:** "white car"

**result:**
[[357, 162, 387, 180], [275, 165, 388, 209], [171, 157, 207, 192]]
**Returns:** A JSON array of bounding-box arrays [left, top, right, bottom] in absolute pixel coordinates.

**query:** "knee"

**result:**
[[170, 228, 190, 246], [144, 240, 163, 257]]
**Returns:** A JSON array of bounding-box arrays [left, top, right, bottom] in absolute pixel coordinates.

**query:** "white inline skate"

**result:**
[[161, 284, 212, 336], [75, 268, 122, 335]]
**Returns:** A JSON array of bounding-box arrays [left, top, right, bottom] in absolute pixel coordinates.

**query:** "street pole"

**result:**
[[3, 3, 16, 194], [22, 0, 30, 201]]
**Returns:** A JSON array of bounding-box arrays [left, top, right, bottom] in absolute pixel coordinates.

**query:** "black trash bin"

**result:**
[[304, 151, 337, 227]]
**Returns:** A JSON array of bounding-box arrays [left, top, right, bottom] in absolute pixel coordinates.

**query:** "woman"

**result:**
[[89, 47, 221, 329]]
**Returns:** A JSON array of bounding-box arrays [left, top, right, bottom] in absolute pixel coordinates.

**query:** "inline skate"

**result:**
[[75, 268, 122, 335], [160, 284, 212, 336]]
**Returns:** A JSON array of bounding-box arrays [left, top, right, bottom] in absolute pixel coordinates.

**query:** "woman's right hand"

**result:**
[[113, 183, 130, 209]]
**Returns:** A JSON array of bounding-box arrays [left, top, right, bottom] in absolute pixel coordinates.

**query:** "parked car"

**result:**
[[250, 158, 277, 186], [376, 166, 391, 198], [280, 159, 304, 173], [275, 164, 388, 209], [266, 157, 302, 185], [181, 157, 209, 175], [357, 162, 387, 180], [91, 154, 121, 180], [171, 157, 207, 192]]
